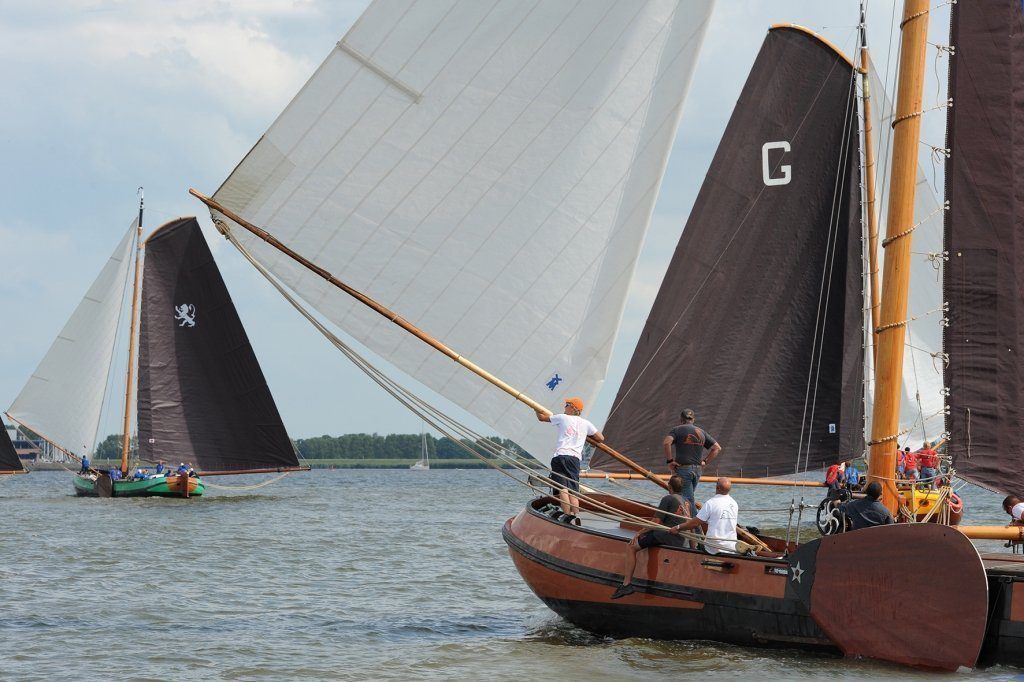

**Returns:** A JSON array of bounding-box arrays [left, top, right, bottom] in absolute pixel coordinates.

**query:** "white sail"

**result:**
[[211, 0, 714, 460], [863, 63, 946, 449], [8, 223, 135, 456]]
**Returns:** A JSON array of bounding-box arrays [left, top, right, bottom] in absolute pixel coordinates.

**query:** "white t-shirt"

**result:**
[[548, 414, 597, 460], [1012, 502, 1024, 522], [696, 494, 739, 555]]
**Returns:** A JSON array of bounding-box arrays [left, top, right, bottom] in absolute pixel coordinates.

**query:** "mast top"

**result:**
[[769, 24, 856, 70]]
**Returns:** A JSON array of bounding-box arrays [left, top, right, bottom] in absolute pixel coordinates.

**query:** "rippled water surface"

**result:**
[[1, 469, 1020, 680]]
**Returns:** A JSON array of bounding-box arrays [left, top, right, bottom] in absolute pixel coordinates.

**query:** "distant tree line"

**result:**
[[294, 433, 527, 460], [92, 432, 526, 461]]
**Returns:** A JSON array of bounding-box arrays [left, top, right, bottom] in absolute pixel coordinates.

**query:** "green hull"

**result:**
[[73, 474, 205, 498]]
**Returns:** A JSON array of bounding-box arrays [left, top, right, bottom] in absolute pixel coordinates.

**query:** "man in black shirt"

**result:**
[[663, 408, 721, 515], [840, 481, 895, 530], [611, 474, 690, 599]]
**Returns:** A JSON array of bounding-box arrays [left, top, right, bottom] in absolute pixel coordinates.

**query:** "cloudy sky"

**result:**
[[0, 1, 952, 444]]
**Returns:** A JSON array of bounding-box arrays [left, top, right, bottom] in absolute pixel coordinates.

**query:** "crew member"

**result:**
[[839, 481, 895, 530], [536, 397, 604, 523], [79, 454, 90, 474], [903, 447, 919, 481], [1003, 495, 1024, 525], [663, 408, 721, 516], [610, 475, 691, 599], [672, 477, 738, 555], [917, 442, 940, 488], [843, 460, 861, 490]]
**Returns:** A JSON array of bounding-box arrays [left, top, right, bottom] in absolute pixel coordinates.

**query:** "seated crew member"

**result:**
[[839, 481, 895, 530], [646, 477, 738, 560], [610, 475, 691, 599], [155, 461, 165, 476], [1003, 495, 1024, 525]]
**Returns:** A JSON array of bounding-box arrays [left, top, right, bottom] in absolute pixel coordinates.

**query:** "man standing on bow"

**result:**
[[537, 397, 604, 523], [663, 408, 722, 515]]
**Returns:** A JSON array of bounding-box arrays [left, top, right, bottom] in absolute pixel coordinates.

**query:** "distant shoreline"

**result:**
[[28, 458, 526, 471]]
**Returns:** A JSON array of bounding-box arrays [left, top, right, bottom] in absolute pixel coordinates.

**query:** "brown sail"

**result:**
[[0, 425, 25, 473], [137, 217, 299, 473], [593, 26, 863, 477], [944, 0, 1024, 494]]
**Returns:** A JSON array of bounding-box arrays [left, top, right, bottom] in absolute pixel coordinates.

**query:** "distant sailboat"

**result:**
[[0, 424, 26, 475], [410, 427, 429, 470], [7, 209, 307, 497]]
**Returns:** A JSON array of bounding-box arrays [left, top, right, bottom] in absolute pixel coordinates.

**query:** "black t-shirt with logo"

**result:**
[[668, 423, 718, 466]]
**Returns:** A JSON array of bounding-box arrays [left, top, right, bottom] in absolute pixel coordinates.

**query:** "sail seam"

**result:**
[[336, 40, 423, 103]]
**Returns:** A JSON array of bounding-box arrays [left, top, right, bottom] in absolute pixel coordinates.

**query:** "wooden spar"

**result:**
[[0, 470, 29, 475], [197, 466, 312, 477], [866, 0, 930, 514], [958, 526, 1024, 541], [119, 193, 144, 475], [188, 188, 670, 492], [859, 7, 881, 364], [581, 472, 825, 487]]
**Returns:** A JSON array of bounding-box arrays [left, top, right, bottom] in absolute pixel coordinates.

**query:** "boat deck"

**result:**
[[982, 552, 1024, 575]]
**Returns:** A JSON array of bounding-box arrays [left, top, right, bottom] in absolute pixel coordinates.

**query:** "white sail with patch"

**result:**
[[210, 0, 713, 460], [7, 223, 135, 456]]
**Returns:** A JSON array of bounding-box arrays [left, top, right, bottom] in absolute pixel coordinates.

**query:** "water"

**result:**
[[1, 469, 1021, 680]]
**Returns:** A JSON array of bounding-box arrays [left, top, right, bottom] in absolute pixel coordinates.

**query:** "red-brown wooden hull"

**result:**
[[504, 495, 991, 671]]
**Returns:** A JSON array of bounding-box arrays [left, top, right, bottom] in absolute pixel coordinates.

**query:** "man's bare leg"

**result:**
[[558, 489, 571, 515], [569, 493, 580, 518]]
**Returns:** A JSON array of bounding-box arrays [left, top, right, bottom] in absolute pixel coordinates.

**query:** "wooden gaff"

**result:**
[[188, 189, 669, 492], [580, 472, 825, 487], [867, 0, 931, 513], [859, 12, 882, 364]]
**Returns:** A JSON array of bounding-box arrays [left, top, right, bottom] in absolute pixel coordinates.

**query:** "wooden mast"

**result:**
[[119, 190, 144, 476], [867, 0, 931, 513], [188, 188, 671, 492], [860, 4, 881, 363]]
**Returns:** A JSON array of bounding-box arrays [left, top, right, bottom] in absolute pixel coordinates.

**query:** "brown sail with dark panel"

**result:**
[[944, 0, 1024, 495], [593, 25, 864, 478], [138, 217, 300, 474]]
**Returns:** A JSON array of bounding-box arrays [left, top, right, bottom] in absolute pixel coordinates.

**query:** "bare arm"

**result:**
[[671, 518, 708, 534], [536, 411, 551, 422], [704, 442, 722, 465], [663, 435, 674, 462], [590, 430, 605, 444]]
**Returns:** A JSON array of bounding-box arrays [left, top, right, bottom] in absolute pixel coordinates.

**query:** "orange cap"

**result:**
[[564, 397, 584, 412]]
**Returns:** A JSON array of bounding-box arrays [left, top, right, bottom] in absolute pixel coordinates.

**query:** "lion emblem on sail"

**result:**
[[174, 303, 196, 328]]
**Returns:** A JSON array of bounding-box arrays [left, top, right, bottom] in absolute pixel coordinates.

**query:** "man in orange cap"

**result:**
[[537, 397, 604, 523]]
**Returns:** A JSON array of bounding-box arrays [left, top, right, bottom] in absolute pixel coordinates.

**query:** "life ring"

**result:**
[[949, 492, 963, 515]]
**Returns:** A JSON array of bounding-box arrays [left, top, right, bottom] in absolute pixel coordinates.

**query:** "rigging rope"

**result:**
[[203, 472, 293, 491], [217, 220, 726, 540]]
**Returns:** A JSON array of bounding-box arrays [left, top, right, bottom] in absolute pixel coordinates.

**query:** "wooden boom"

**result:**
[[189, 189, 670, 492], [581, 472, 825, 487]]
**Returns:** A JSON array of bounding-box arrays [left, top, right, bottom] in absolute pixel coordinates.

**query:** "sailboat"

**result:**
[[0, 424, 26, 475], [186, 0, 1024, 671], [410, 427, 429, 470], [7, 209, 306, 497]]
